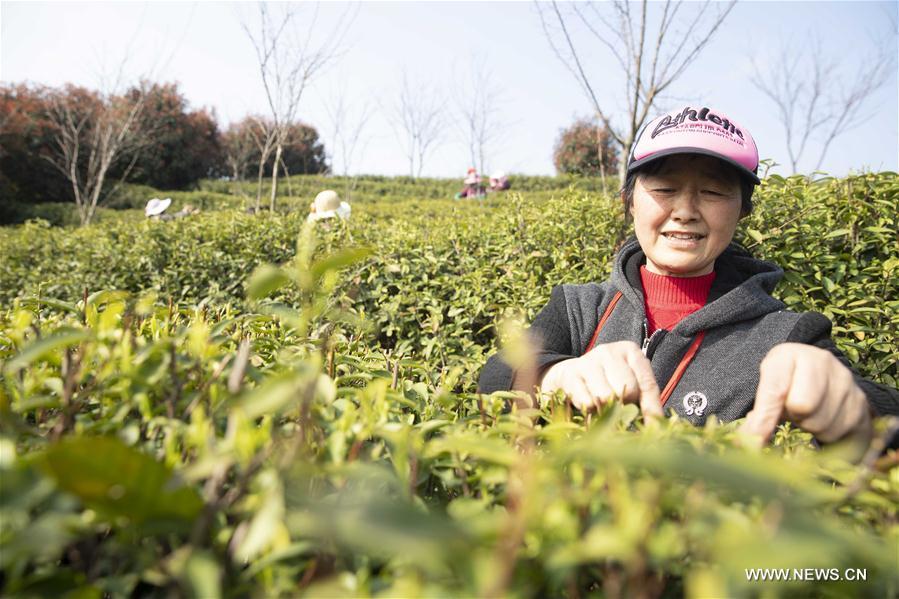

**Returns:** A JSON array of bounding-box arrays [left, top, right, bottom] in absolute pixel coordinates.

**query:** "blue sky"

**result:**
[[2, 1, 896, 178]]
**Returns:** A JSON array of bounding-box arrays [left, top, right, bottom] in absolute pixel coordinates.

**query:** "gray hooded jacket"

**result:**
[[478, 238, 899, 423]]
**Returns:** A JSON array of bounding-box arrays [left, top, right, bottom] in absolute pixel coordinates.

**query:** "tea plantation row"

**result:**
[[1, 173, 606, 226]]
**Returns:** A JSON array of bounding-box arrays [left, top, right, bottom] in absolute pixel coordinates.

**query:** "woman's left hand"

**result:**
[[740, 343, 873, 445]]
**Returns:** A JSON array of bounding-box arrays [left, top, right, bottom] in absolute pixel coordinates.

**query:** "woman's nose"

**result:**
[[670, 189, 700, 220]]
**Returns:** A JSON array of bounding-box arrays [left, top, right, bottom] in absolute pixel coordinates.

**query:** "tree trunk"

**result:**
[[269, 143, 282, 212], [85, 177, 104, 226], [82, 153, 113, 226], [70, 174, 86, 225], [280, 155, 292, 198], [617, 140, 630, 187], [596, 118, 608, 196], [255, 160, 265, 211], [478, 144, 485, 179]]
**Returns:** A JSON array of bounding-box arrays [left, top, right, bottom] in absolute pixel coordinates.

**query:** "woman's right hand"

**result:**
[[540, 341, 663, 418]]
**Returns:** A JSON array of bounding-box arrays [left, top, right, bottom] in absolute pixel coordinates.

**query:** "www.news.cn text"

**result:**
[[745, 568, 867, 582]]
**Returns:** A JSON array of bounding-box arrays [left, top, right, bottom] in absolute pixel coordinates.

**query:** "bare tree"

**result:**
[[453, 56, 505, 175], [43, 83, 149, 226], [536, 0, 735, 182], [211, 114, 276, 208], [390, 72, 445, 178], [222, 119, 258, 182], [248, 116, 278, 209], [750, 37, 895, 174], [242, 2, 353, 211], [324, 83, 374, 201]]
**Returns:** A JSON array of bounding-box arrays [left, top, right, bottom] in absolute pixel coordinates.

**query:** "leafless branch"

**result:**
[[242, 2, 355, 210], [42, 80, 151, 226], [536, 0, 735, 181], [750, 31, 894, 174], [223, 120, 257, 182], [324, 81, 374, 178], [452, 55, 507, 175], [324, 81, 374, 201], [388, 71, 445, 178]]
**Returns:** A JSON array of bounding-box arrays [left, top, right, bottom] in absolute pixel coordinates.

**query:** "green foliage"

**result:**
[[37, 437, 204, 526], [0, 202, 83, 227], [198, 173, 613, 201], [0, 172, 897, 597], [736, 173, 899, 387], [3, 173, 613, 226], [104, 185, 238, 212], [3, 172, 895, 384]]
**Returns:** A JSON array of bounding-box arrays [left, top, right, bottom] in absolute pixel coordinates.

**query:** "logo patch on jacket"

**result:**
[[682, 391, 708, 417]]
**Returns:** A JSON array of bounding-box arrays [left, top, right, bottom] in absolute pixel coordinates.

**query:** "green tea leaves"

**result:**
[[4, 327, 89, 373], [36, 437, 203, 526]]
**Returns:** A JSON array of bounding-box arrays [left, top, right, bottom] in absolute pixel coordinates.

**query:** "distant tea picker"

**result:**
[[455, 169, 512, 199], [145, 197, 172, 218], [488, 171, 511, 193], [455, 168, 486, 199], [145, 198, 199, 221], [308, 190, 351, 222]]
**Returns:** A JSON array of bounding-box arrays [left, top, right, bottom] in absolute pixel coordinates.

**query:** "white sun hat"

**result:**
[[491, 171, 506, 180], [308, 189, 351, 221], [145, 197, 172, 216]]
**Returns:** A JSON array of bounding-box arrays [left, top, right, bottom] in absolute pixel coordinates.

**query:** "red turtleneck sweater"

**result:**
[[639, 266, 716, 334]]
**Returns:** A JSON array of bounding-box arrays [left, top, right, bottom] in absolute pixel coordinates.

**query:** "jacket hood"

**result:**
[[611, 237, 786, 336]]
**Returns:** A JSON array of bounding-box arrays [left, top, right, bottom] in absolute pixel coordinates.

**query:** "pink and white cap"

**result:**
[[628, 106, 760, 184]]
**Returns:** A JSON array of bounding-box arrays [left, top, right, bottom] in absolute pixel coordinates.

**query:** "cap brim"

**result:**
[[628, 147, 761, 185]]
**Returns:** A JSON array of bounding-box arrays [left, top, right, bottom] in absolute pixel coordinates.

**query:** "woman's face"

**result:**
[[630, 155, 743, 277]]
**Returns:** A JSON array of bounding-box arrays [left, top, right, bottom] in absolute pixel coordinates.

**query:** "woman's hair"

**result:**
[[619, 155, 755, 220]]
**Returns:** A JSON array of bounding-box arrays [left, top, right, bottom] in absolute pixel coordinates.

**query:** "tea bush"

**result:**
[[1, 172, 897, 597], [3, 173, 610, 225], [0, 202, 126, 227], [3, 172, 896, 383], [195, 173, 612, 204]]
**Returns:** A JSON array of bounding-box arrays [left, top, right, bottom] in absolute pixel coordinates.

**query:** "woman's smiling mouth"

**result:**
[[661, 231, 706, 249], [662, 231, 705, 240]]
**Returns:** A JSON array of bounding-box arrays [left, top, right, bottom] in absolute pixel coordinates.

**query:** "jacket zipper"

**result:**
[[642, 319, 665, 358]]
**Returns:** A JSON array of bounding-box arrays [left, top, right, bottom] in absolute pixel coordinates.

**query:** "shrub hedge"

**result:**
[[0, 172, 896, 597]]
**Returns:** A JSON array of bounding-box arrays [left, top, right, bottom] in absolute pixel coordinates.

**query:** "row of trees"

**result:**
[[1, 4, 345, 225], [0, 82, 328, 223], [0, 75, 613, 208]]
